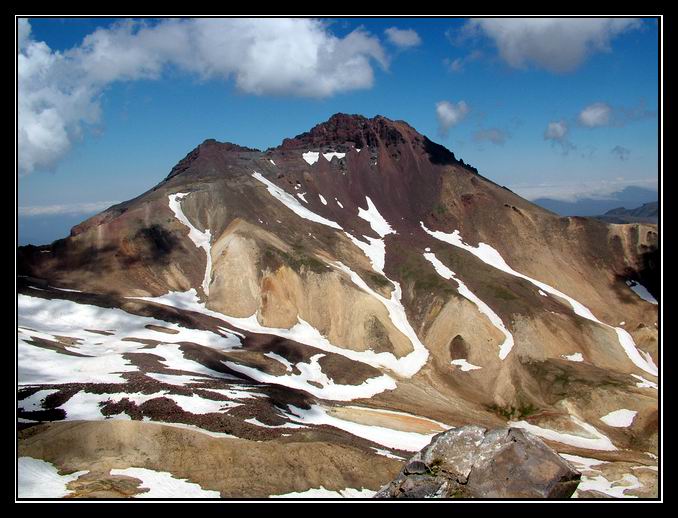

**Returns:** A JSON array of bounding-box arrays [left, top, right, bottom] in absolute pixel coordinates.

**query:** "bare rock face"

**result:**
[[374, 426, 581, 499]]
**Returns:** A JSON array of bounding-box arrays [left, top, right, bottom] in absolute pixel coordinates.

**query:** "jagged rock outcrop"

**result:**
[[374, 426, 581, 499]]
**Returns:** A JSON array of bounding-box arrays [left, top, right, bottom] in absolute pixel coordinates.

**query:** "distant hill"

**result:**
[[595, 201, 658, 224], [533, 186, 658, 217]]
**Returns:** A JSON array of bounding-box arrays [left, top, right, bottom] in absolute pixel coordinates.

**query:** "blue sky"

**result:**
[[18, 17, 660, 244]]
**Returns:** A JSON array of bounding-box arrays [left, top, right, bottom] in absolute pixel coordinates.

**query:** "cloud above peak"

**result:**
[[464, 18, 642, 73], [18, 18, 388, 174], [384, 27, 421, 48], [436, 100, 470, 135], [578, 102, 612, 127]]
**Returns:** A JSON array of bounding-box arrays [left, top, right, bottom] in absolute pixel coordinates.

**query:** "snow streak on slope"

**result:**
[[252, 172, 342, 230], [421, 223, 657, 376], [168, 193, 212, 296], [626, 281, 658, 304], [359, 197, 395, 237], [345, 233, 386, 275], [509, 416, 616, 451], [424, 252, 514, 360], [271, 487, 376, 498], [323, 152, 346, 161], [285, 404, 441, 451], [110, 467, 221, 498]]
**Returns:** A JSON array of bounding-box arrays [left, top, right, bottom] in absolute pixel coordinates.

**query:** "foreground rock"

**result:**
[[374, 426, 581, 499]]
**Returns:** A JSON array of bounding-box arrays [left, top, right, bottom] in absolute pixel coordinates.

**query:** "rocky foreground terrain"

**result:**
[[17, 114, 659, 499]]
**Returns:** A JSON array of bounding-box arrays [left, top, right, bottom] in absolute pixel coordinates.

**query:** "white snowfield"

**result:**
[[509, 415, 616, 451], [626, 280, 658, 305], [18, 389, 59, 411], [168, 193, 212, 296], [285, 404, 443, 452], [17, 294, 241, 386], [18, 457, 88, 499], [359, 197, 395, 237], [345, 233, 387, 275], [110, 467, 221, 498], [632, 374, 658, 390], [252, 172, 342, 230], [302, 151, 320, 165], [270, 486, 376, 498], [424, 252, 514, 360], [421, 222, 658, 377], [600, 409, 637, 428]]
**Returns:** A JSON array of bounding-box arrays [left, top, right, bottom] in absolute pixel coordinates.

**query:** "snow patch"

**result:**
[[18, 457, 87, 498], [302, 151, 320, 165], [509, 416, 616, 451], [110, 467, 221, 498], [626, 280, 658, 304], [335, 198, 344, 208], [358, 197, 395, 237], [323, 152, 346, 162], [270, 486, 375, 498], [318, 194, 328, 205], [562, 353, 584, 362], [451, 359, 482, 371], [600, 409, 637, 428]]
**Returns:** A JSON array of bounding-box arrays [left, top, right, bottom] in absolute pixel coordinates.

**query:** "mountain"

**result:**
[[595, 202, 659, 225], [533, 186, 658, 217], [17, 114, 659, 498]]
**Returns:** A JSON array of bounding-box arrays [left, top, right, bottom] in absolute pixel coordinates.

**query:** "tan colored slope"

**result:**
[[19, 420, 401, 498]]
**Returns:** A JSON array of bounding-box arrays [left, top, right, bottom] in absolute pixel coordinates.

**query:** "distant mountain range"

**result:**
[[534, 186, 658, 217], [594, 201, 659, 224]]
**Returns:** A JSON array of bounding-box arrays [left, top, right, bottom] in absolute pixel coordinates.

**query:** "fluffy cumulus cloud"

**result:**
[[544, 120, 575, 153], [474, 127, 509, 145], [578, 102, 612, 127], [611, 145, 631, 161], [384, 27, 421, 48], [464, 18, 642, 73], [435, 100, 470, 135], [18, 18, 388, 174]]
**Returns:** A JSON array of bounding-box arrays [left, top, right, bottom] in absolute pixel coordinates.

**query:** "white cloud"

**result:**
[[465, 18, 642, 73], [19, 200, 119, 217], [578, 102, 612, 127], [435, 100, 470, 135], [510, 177, 657, 202], [474, 127, 509, 145], [544, 120, 575, 153], [18, 18, 388, 174], [445, 50, 483, 72], [384, 27, 421, 48]]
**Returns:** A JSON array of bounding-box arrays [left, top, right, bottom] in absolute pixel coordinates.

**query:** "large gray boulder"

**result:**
[[374, 426, 580, 499]]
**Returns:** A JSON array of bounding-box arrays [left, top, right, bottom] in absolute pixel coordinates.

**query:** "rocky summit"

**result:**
[[17, 113, 658, 499]]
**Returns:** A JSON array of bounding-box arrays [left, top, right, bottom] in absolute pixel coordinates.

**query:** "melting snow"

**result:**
[[451, 359, 482, 371], [358, 197, 395, 237], [18, 457, 88, 498], [110, 467, 221, 498], [345, 233, 386, 275], [424, 252, 514, 360], [626, 281, 658, 304], [421, 222, 658, 376], [297, 192, 308, 203], [302, 151, 320, 165], [539, 290, 548, 297], [318, 194, 327, 205], [575, 473, 641, 498], [168, 193, 212, 296], [600, 409, 637, 428], [18, 389, 59, 411], [335, 198, 344, 208], [252, 172, 342, 230], [632, 374, 658, 390], [269, 159, 276, 166], [562, 353, 584, 362]]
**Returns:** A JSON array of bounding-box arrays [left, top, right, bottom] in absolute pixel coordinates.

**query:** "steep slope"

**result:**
[[17, 113, 659, 498]]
